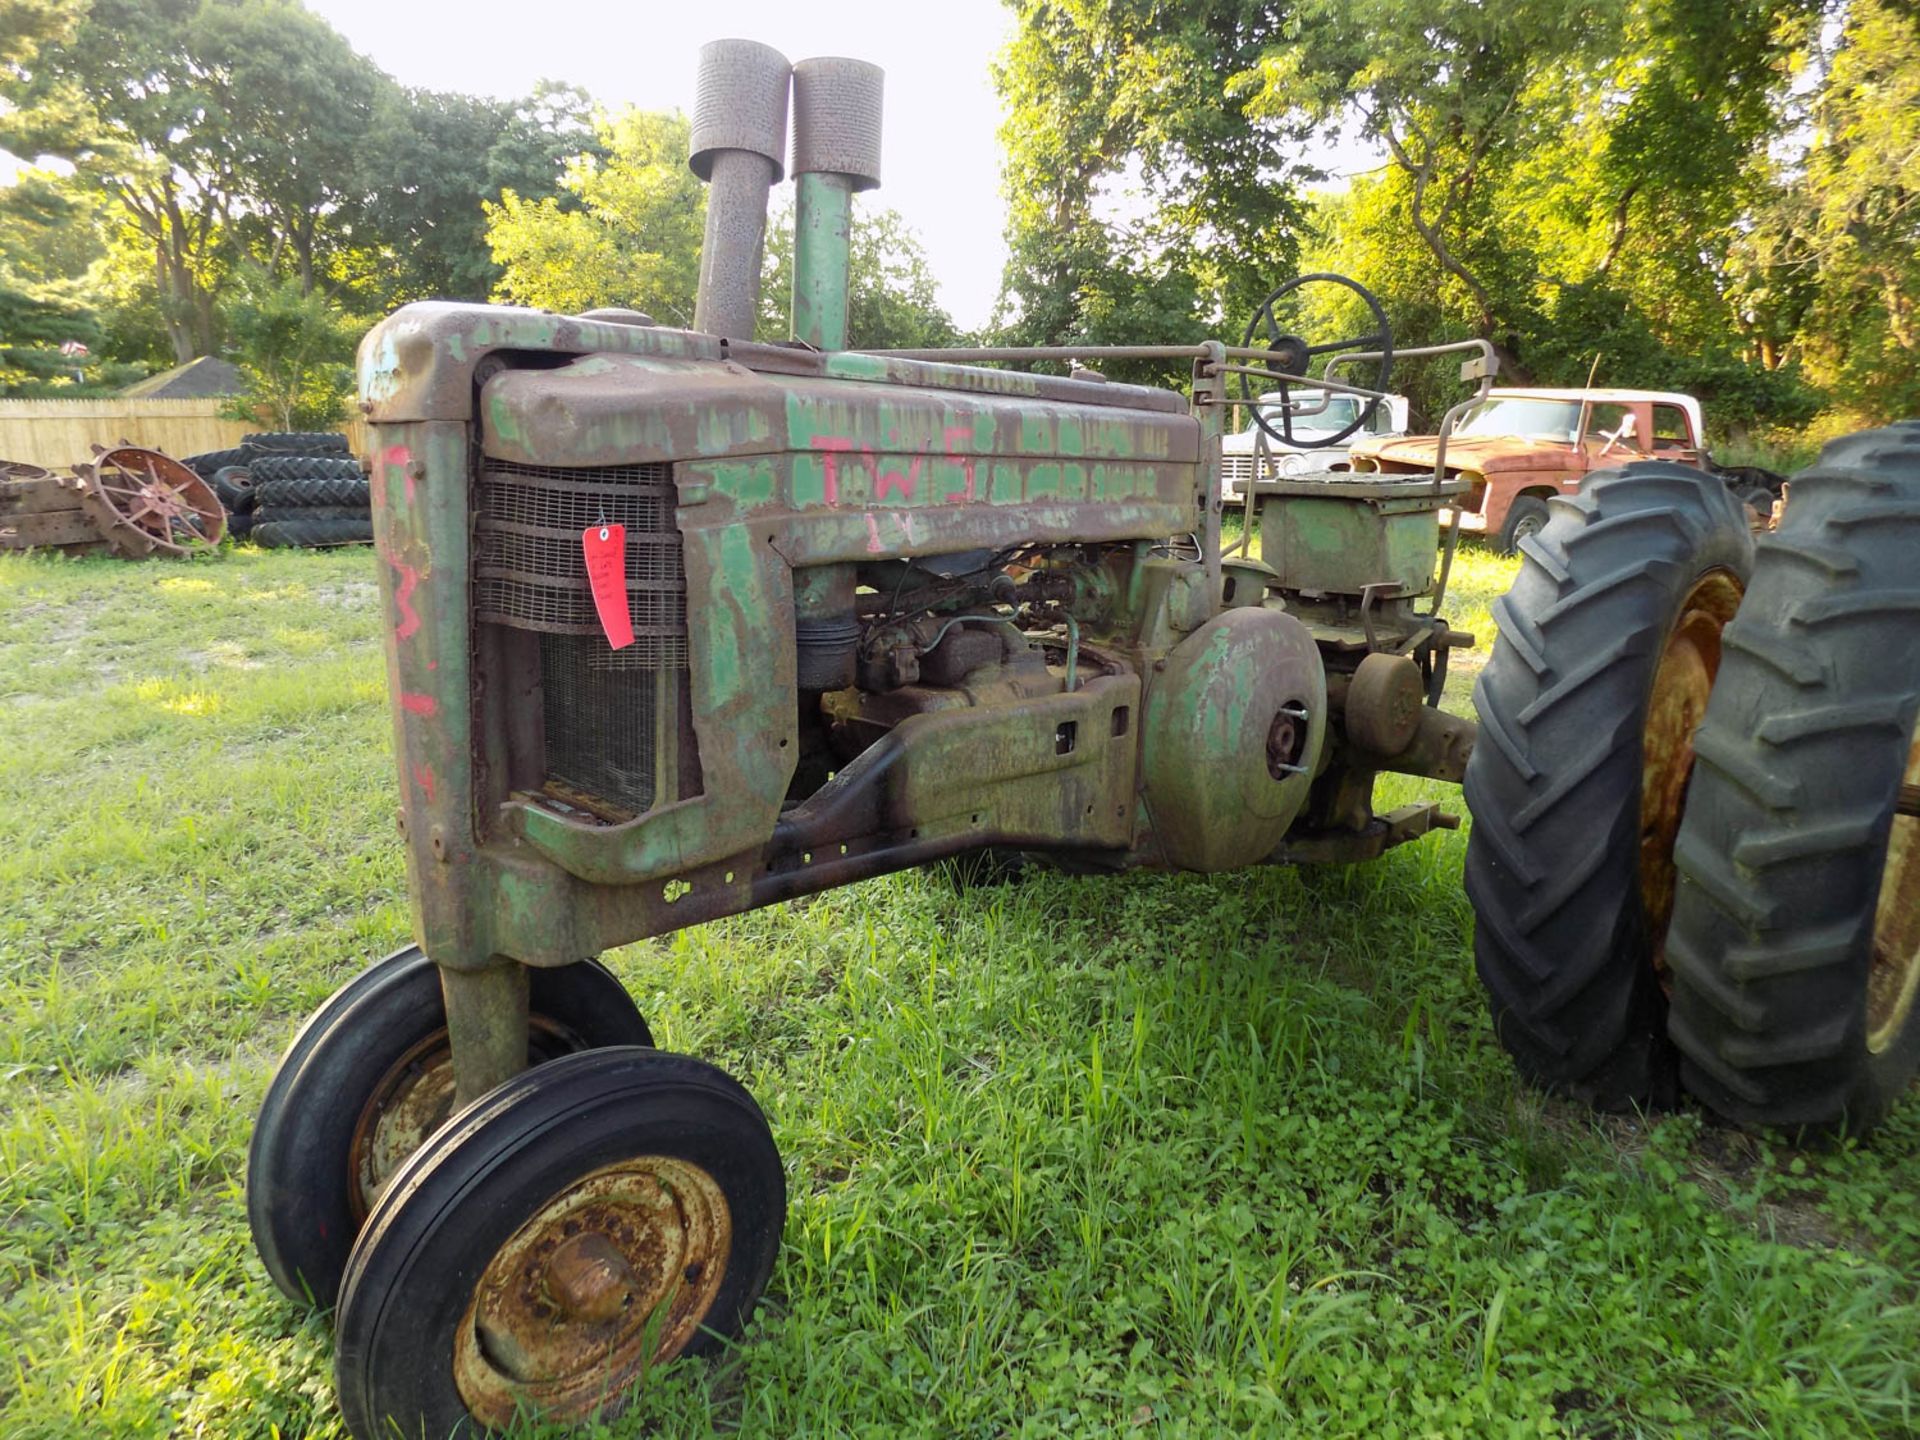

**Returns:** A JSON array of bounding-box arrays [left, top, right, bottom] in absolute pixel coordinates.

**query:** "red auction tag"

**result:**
[[582, 524, 634, 649]]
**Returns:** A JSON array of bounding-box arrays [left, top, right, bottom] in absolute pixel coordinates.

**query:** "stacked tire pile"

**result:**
[[182, 432, 372, 548]]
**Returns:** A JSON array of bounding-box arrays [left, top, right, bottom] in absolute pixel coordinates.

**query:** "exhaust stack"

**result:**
[[688, 39, 791, 340], [789, 57, 883, 351]]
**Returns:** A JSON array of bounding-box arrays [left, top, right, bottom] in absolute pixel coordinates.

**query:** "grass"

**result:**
[[2, 541, 1917, 1439]]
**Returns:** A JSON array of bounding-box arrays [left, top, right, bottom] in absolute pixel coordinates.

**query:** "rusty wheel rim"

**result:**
[[81, 447, 226, 555], [453, 1156, 731, 1427], [1867, 715, 1920, 1054], [1640, 570, 1744, 977], [347, 1016, 578, 1222]]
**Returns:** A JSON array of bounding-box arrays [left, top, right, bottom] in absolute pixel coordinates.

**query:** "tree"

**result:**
[[1751, 0, 1920, 419], [484, 108, 704, 324], [360, 81, 597, 304], [0, 0, 243, 362], [759, 199, 960, 349], [993, 0, 1317, 375], [218, 269, 358, 429], [192, 0, 388, 295]]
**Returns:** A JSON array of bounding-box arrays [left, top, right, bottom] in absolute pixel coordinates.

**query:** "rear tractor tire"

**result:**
[[1667, 422, 1920, 1135], [1464, 462, 1754, 1109]]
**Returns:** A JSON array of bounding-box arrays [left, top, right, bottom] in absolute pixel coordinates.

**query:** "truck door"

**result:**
[[1650, 402, 1702, 465]]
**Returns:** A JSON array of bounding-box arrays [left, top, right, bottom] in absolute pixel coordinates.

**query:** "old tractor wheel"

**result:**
[[1496, 494, 1551, 555], [247, 946, 652, 1308], [75, 444, 226, 557], [1463, 461, 1754, 1109], [1667, 422, 1920, 1135], [333, 1047, 784, 1439]]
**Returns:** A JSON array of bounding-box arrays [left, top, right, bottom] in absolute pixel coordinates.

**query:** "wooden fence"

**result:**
[[0, 399, 370, 470]]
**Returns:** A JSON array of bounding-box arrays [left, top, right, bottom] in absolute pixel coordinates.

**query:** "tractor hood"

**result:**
[[1351, 434, 1570, 475]]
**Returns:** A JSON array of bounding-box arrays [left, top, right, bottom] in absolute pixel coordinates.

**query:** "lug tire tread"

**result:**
[[1666, 421, 1920, 1135], [1463, 461, 1755, 1107]]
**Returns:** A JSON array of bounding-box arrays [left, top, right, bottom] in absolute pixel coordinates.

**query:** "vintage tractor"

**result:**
[[245, 39, 1920, 1438]]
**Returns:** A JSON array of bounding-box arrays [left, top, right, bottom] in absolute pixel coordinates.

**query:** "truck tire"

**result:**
[[252, 505, 372, 526], [1666, 422, 1920, 1134], [185, 446, 251, 477], [210, 465, 255, 514], [1496, 494, 1551, 554], [246, 454, 363, 483], [253, 476, 372, 510], [243, 431, 351, 455], [254, 516, 375, 548], [1464, 462, 1754, 1108]]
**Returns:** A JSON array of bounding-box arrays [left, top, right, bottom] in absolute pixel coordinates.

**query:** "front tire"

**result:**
[[334, 1047, 785, 1439], [1464, 462, 1753, 1108], [1497, 494, 1551, 554], [247, 947, 652, 1307], [1667, 422, 1920, 1134]]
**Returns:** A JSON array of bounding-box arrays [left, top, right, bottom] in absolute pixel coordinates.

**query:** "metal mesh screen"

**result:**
[[539, 633, 662, 816], [475, 458, 691, 819]]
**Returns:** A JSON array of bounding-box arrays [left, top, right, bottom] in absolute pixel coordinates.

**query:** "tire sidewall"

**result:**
[[248, 955, 651, 1305], [336, 1051, 784, 1438]]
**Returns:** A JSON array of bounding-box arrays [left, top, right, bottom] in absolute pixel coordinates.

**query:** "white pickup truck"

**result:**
[[1219, 388, 1411, 498]]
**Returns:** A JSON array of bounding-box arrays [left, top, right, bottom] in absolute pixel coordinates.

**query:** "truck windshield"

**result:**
[[1455, 397, 1581, 442], [1255, 394, 1364, 432]]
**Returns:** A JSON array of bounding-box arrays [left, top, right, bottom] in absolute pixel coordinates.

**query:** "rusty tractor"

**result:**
[[245, 39, 1920, 1438]]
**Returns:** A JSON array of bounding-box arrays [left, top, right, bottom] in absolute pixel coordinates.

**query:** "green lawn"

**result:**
[[1, 543, 1916, 1439]]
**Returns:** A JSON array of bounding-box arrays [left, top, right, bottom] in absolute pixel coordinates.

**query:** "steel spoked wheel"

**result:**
[[1668, 421, 1920, 1134], [334, 1048, 785, 1439], [76, 444, 226, 557], [248, 947, 652, 1307]]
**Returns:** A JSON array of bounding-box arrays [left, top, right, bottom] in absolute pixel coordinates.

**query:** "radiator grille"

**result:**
[[475, 459, 687, 663], [476, 458, 691, 819]]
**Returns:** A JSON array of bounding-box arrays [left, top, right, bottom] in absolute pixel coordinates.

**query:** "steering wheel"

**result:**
[[1237, 273, 1395, 449]]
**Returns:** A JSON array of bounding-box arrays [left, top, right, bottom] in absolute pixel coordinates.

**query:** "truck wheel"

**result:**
[[247, 947, 652, 1308], [1464, 462, 1754, 1108], [1667, 422, 1920, 1134], [1496, 494, 1551, 554], [334, 1047, 784, 1439]]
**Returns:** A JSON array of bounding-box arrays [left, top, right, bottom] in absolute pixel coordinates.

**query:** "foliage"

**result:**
[[0, 0, 246, 362], [2, 546, 1919, 1435], [0, 280, 144, 396], [1749, 0, 1920, 419], [360, 82, 598, 304], [487, 113, 960, 348], [191, 0, 387, 295], [993, 0, 1316, 383], [485, 108, 705, 326], [0, 1, 584, 364], [759, 199, 961, 349], [995, 0, 1905, 433], [217, 269, 359, 430]]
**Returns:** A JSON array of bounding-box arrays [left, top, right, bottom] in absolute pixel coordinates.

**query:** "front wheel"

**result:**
[[247, 948, 653, 1307], [333, 1047, 786, 1438], [1667, 422, 1920, 1135], [1464, 462, 1754, 1108], [1496, 494, 1551, 554]]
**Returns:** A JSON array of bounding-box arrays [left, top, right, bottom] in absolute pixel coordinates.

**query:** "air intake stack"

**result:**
[[688, 38, 792, 340], [788, 57, 884, 351]]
